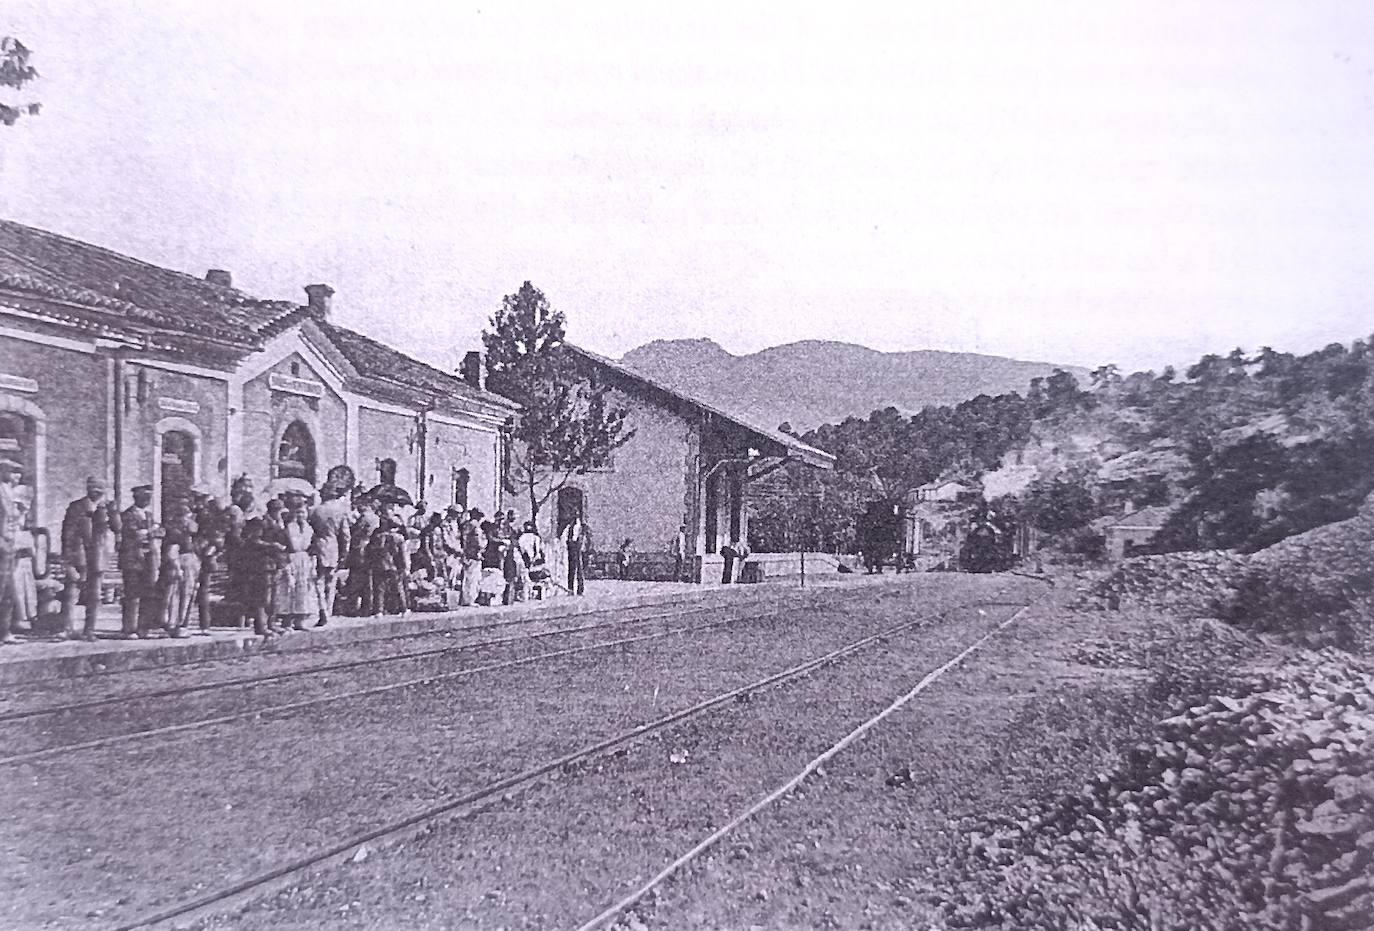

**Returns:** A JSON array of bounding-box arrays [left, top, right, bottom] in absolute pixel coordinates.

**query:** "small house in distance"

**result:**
[[510, 346, 835, 582], [1099, 504, 1173, 560], [900, 479, 978, 570], [912, 479, 975, 503]]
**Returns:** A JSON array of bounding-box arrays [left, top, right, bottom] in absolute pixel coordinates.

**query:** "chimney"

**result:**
[[304, 283, 334, 319], [1124, 500, 1137, 516], [205, 269, 233, 288], [460, 351, 484, 390]]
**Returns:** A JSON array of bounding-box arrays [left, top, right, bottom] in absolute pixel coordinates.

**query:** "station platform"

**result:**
[[0, 575, 844, 686]]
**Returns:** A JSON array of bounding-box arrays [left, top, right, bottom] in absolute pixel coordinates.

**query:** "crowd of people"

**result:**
[[0, 457, 590, 645]]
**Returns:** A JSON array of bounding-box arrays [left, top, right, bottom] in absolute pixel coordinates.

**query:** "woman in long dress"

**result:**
[[10, 526, 39, 633], [274, 500, 319, 631]]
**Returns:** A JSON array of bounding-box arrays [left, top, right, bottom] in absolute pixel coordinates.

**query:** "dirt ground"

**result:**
[[5, 574, 1023, 930], [187, 577, 1270, 931]]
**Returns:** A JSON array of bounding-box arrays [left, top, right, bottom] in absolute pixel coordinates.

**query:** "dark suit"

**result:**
[[61, 497, 121, 636], [118, 504, 161, 634]]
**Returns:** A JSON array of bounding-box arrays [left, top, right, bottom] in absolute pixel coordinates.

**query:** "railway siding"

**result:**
[[4, 575, 1031, 930], [184, 598, 1032, 930]]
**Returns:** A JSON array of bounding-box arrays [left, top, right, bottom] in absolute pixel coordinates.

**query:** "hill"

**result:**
[[619, 338, 1087, 431]]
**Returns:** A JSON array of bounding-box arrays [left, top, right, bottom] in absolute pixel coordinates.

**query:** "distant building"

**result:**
[[912, 479, 974, 503], [1100, 504, 1173, 560], [899, 482, 973, 570], [0, 220, 518, 530], [502, 346, 834, 581]]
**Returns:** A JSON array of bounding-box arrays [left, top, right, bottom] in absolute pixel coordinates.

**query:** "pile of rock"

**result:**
[[934, 653, 1374, 930], [1067, 638, 1143, 669], [1214, 495, 1374, 646], [1077, 551, 1245, 615]]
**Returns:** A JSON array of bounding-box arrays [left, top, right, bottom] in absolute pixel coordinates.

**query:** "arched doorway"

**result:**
[[556, 486, 585, 537], [275, 420, 317, 485], [159, 429, 197, 519]]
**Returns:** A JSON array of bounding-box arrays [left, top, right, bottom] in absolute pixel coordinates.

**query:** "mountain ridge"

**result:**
[[619, 338, 1088, 431]]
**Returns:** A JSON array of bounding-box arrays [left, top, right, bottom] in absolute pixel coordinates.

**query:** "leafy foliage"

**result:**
[[1019, 471, 1096, 535], [1, 37, 41, 127], [482, 282, 634, 520]]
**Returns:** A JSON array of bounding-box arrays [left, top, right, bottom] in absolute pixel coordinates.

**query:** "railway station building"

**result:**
[[0, 220, 518, 532], [522, 346, 836, 582]]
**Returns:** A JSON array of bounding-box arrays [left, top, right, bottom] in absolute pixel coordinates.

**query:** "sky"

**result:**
[[1, 1, 1372, 375]]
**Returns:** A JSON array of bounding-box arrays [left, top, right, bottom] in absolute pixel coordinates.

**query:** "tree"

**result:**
[[482, 282, 634, 522], [1, 37, 41, 127], [1019, 472, 1096, 535], [1186, 353, 1227, 387], [1089, 363, 1121, 392]]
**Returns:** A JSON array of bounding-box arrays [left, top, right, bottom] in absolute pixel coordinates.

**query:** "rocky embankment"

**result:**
[[935, 653, 1374, 930], [1078, 494, 1374, 648]]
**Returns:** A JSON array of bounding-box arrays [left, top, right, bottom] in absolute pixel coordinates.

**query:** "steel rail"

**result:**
[[0, 602, 799, 767], [110, 597, 1008, 931], [0, 594, 783, 724], [575, 599, 1041, 931]]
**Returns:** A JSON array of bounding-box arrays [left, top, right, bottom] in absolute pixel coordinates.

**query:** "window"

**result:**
[[452, 468, 469, 510], [275, 420, 317, 483]]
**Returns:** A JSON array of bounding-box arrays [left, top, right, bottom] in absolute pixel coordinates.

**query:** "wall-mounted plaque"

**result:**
[[158, 397, 201, 414], [268, 372, 325, 398], [0, 373, 39, 394]]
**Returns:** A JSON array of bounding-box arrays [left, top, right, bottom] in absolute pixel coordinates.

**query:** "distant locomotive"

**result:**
[[959, 504, 1018, 573], [857, 499, 905, 573]]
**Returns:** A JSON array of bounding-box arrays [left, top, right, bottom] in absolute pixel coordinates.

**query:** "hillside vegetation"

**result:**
[[767, 337, 1374, 560]]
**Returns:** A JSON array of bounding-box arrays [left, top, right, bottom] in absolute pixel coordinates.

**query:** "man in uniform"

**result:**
[[61, 477, 121, 641], [0, 459, 25, 644], [118, 485, 162, 638]]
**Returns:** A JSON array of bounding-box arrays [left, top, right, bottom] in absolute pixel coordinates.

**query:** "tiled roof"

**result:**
[[0, 219, 301, 347], [1106, 504, 1174, 529], [316, 321, 518, 417], [566, 344, 835, 469]]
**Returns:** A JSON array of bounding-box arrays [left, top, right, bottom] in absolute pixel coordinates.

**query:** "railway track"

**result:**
[[0, 593, 787, 724], [576, 599, 1038, 931], [106, 595, 1033, 931], [0, 597, 808, 766]]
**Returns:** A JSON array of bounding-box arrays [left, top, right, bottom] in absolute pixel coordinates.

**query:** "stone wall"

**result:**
[[0, 336, 110, 529], [120, 362, 229, 517], [528, 386, 693, 557], [240, 352, 348, 493]]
